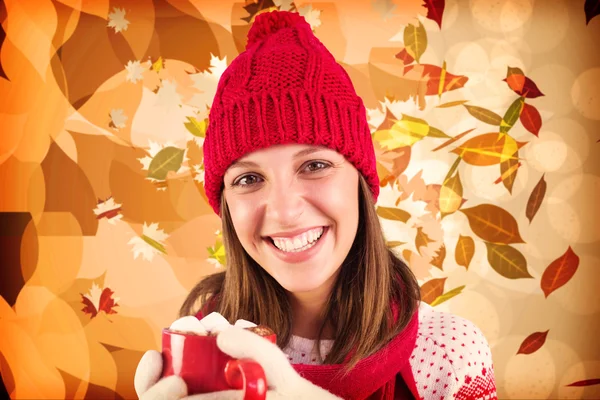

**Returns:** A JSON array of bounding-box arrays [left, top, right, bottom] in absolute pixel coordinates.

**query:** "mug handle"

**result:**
[[224, 359, 267, 400]]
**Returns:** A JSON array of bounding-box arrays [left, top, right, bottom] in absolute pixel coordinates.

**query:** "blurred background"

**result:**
[[1, 0, 599, 398]]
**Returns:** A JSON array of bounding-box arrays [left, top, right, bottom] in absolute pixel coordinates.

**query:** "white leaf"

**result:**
[[188, 54, 228, 111], [108, 7, 130, 33], [298, 5, 322, 31], [156, 80, 182, 112], [125, 60, 146, 83], [109, 109, 128, 130], [274, 0, 294, 11]]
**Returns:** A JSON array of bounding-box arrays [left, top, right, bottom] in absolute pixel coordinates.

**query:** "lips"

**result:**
[[263, 227, 329, 264]]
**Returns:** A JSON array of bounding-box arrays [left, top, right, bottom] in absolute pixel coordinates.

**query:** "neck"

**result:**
[[288, 285, 336, 340]]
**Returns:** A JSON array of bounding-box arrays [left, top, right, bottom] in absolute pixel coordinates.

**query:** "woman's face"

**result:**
[[223, 144, 360, 296]]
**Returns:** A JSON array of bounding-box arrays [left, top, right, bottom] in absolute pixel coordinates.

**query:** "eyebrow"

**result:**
[[229, 147, 326, 169]]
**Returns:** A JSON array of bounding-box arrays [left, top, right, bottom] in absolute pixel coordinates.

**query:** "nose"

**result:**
[[265, 180, 304, 227]]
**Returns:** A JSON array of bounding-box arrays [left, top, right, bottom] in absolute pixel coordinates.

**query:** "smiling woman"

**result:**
[[134, 10, 497, 400]]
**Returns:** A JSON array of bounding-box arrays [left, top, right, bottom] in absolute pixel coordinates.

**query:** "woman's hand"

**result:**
[[134, 350, 188, 400]]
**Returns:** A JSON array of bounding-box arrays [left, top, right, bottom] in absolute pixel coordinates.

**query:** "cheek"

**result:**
[[226, 197, 260, 244]]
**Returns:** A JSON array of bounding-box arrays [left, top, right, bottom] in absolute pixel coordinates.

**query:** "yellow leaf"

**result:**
[[152, 57, 163, 73], [455, 235, 475, 269], [485, 242, 533, 279], [452, 133, 523, 166], [404, 21, 427, 63], [376, 206, 411, 223], [185, 117, 208, 138], [373, 115, 430, 149], [430, 285, 465, 306], [439, 171, 463, 215], [147, 146, 185, 180]]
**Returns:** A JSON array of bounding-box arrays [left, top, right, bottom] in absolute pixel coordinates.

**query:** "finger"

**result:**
[[185, 389, 244, 400], [135, 350, 164, 396], [216, 328, 297, 388], [141, 375, 188, 400]]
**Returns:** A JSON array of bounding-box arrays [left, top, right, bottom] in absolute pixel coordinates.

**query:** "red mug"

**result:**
[[161, 328, 277, 400]]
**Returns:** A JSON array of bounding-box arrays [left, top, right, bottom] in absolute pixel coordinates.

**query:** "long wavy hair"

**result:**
[[180, 175, 421, 371]]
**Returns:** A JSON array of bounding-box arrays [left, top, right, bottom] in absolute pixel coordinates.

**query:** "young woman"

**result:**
[[134, 10, 497, 400]]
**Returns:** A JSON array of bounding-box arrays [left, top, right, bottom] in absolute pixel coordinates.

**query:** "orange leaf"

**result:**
[[395, 48, 414, 64], [461, 204, 525, 244], [415, 226, 434, 254], [517, 330, 549, 355], [452, 133, 524, 166], [497, 156, 521, 194], [98, 287, 118, 315], [432, 128, 474, 152], [430, 244, 446, 270], [420, 277, 446, 304], [566, 379, 600, 387], [455, 235, 475, 270], [404, 64, 468, 96], [520, 103, 542, 136], [504, 66, 544, 98], [526, 174, 547, 223], [541, 246, 580, 298]]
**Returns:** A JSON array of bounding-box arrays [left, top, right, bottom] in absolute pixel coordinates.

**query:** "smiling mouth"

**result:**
[[265, 227, 326, 253]]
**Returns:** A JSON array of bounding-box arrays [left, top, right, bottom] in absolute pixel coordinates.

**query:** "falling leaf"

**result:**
[[404, 64, 468, 96], [128, 222, 169, 261], [81, 283, 119, 319], [455, 235, 475, 270], [585, 0, 600, 24], [184, 116, 208, 138], [415, 227, 434, 254], [517, 330, 549, 355], [437, 100, 469, 108], [373, 114, 447, 149], [189, 54, 228, 112], [147, 147, 185, 180], [156, 80, 183, 111], [520, 103, 542, 136], [109, 109, 127, 130], [107, 7, 130, 33], [504, 67, 544, 98], [463, 105, 503, 126], [125, 60, 145, 84], [430, 244, 446, 270], [485, 242, 532, 279], [386, 241, 405, 248], [430, 285, 465, 306], [208, 230, 227, 267], [432, 128, 474, 152], [498, 154, 521, 194], [452, 132, 523, 166], [423, 0, 445, 28], [526, 175, 547, 223], [375, 143, 411, 187], [242, 0, 277, 23], [500, 97, 525, 133], [541, 246, 580, 298], [273, 0, 294, 11], [93, 197, 123, 225], [152, 57, 164, 73], [395, 48, 415, 64], [566, 379, 600, 387], [298, 5, 322, 30], [439, 171, 463, 215], [376, 206, 411, 223], [404, 21, 427, 63], [462, 204, 525, 244], [420, 277, 446, 304]]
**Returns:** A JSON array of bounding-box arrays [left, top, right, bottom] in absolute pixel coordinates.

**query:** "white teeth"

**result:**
[[271, 227, 324, 253]]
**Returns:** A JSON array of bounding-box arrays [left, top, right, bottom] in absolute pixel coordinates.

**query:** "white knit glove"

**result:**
[[134, 327, 341, 400]]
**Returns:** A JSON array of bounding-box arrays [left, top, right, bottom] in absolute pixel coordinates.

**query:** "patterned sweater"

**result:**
[[284, 302, 498, 399]]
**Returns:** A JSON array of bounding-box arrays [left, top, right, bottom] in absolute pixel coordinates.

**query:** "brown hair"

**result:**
[[179, 175, 421, 371]]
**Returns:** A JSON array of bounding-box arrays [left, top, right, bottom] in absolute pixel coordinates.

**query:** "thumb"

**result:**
[[135, 350, 164, 396]]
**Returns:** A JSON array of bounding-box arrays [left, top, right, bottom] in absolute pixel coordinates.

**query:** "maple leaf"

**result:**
[[298, 5, 322, 30], [156, 80, 183, 112], [189, 54, 228, 112], [81, 283, 119, 319], [242, 0, 277, 23], [273, 0, 294, 11], [193, 163, 205, 184], [207, 230, 227, 267], [109, 109, 127, 130], [94, 197, 123, 225], [138, 140, 190, 190], [107, 7, 130, 33], [128, 222, 169, 262], [125, 60, 146, 83]]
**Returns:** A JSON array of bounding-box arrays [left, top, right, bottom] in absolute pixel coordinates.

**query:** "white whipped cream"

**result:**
[[169, 312, 258, 335], [169, 315, 208, 335]]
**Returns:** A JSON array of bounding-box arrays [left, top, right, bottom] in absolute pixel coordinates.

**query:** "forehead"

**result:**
[[235, 144, 339, 163]]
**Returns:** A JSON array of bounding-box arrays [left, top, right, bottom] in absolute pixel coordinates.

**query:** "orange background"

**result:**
[[1, 0, 599, 398]]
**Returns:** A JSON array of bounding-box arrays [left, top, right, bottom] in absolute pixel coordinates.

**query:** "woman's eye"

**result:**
[[233, 174, 262, 186], [304, 161, 330, 173]]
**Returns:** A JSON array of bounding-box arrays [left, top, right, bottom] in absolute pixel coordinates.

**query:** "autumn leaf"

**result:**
[[430, 244, 446, 270], [452, 132, 523, 166], [585, 0, 600, 24], [147, 146, 185, 180], [526, 175, 547, 223], [298, 5, 322, 31], [430, 285, 465, 306], [541, 246, 580, 298], [485, 242, 533, 279], [463, 105, 503, 126], [415, 227, 434, 254], [500, 97, 525, 133], [107, 7, 129, 33], [184, 116, 208, 138], [374, 138, 411, 186], [404, 21, 427, 63], [81, 283, 119, 319], [437, 100, 469, 108], [498, 153, 521, 194], [376, 206, 411, 223], [152, 57, 164, 73], [432, 128, 474, 152], [424, 0, 446, 28], [462, 204, 525, 244], [242, 0, 276, 23], [404, 64, 468, 96], [395, 48, 415, 64], [420, 277, 446, 304], [455, 235, 475, 269], [386, 241, 405, 248], [439, 171, 463, 215], [520, 103, 542, 136], [504, 67, 544, 98], [517, 330, 549, 355], [208, 230, 227, 267], [566, 379, 600, 387], [373, 114, 448, 149]]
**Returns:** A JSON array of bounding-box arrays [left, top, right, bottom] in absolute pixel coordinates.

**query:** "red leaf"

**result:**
[[395, 48, 415, 64], [503, 68, 544, 98], [567, 379, 600, 387], [404, 64, 468, 96], [517, 330, 549, 355], [98, 287, 119, 315], [81, 294, 98, 318], [584, 0, 600, 24], [541, 246, 580, 298], [520, 103, 542, 136], [424, 0, 445, 28]]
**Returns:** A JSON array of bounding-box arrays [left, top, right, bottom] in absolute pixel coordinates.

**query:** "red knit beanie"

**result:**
[[203, 10, 379, 215]]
